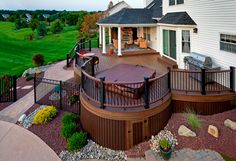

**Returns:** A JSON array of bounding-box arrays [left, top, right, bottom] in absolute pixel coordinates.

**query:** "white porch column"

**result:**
[[102, 27, 106, 54], [118, 27, 122, 56], [99, 26, 102, 46], [109, 27, 112, 44]]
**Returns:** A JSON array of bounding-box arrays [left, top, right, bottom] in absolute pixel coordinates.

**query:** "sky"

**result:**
[[0, 0, 144, 11]]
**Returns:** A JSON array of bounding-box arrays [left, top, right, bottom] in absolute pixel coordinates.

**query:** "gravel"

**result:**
[[59, 140, 127, 161], [21, 105, 46, 128], [22, 64, 52, 77]]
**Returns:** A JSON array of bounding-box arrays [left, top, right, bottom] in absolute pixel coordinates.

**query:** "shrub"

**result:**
[[37, 22, 47, 36], [61, 122, 77, 139], [26, 75, 33, 81], [185, 109, 203, 129], [29, 18, 39, 31], [67, 132, 87, 151], [62, 113, 78, 126], [160, 138, 171, 151], [32, 54, 45, 67], [50, 19, 64, 34], [34, 106, 57, 125]]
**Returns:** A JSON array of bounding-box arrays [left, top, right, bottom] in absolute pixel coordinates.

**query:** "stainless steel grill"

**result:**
[[184, 52, 221, 83]]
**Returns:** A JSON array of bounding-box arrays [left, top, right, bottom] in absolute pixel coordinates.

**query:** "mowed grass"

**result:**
[[0, 22, 78, 76]]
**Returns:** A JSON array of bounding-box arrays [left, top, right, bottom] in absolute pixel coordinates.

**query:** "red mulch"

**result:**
[[0, 73, 44, 111], [28, 108, 68, 155], [166, 108, 236, 158], [126, 108, 236, 158]]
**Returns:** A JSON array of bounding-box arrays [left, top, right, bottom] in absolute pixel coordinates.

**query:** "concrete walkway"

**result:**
[[0, 60, 73, 123], [0, 120, 61, 161]]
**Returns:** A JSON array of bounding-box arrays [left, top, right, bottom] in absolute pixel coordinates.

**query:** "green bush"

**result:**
[[37, 22, 47, 36], [62, 113, 78, 126], [61, 123, 78, 139], [34, 106, 58, 125], [32, 54, 45, 67], [26, 75, 33, 81], [67, 132, 87, 151], [185, 109, 203, 129], [51, 19, 64, 34]]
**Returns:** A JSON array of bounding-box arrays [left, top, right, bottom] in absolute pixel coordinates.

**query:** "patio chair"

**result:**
[[139, 40, 148, 49]]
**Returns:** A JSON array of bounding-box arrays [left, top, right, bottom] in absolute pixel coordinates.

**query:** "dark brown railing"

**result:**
[[0, 75, 17, 102], [171, 67, 235, 95]]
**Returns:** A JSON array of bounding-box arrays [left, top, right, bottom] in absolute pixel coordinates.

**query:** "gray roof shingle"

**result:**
[[98, 8, 157, 24], [159, 12, 197, 25], [146, 0, 163, 18]]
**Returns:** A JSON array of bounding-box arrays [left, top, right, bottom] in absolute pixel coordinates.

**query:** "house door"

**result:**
[[163, 30, 176, 59]]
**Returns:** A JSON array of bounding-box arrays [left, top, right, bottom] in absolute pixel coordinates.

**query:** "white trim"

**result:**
[[157, 23, 196, 28], [102, 27, 106, 54], [118, 27, 122, 56], [97, 23, 157, 27]]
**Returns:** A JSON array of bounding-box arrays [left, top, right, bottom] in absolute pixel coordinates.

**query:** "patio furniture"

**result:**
[[113, 39, 125, 49], [134, 37, 143, 46], [139, 40, 148, 49]]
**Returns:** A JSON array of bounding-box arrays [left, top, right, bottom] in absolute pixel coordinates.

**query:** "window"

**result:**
[[169, 0, 175, 6], [177, 0, 184, 4], [143, 27, 151, 41], [182, 30, 191, 53], [169, 0, 184, 6], [220, 34, 236, 53]]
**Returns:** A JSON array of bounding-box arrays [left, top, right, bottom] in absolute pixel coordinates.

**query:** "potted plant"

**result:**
[[109, 47, 114, 55], [151, 128, 178, 160], [159, 138, 172, 160]]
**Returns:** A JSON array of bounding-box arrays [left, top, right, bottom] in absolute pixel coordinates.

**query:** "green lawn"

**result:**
[[0, 22, 78, 76]]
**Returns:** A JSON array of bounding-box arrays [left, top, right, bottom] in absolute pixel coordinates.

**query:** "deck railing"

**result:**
[[171, 67, 235, 95]]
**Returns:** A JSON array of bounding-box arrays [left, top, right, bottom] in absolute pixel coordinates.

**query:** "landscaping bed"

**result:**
[[25, 104, 67, 154], [0, 72, 44, 111]]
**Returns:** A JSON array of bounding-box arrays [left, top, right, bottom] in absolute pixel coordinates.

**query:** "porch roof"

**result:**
[[158, 12, 197, 26], [97, 8, 158, 26]]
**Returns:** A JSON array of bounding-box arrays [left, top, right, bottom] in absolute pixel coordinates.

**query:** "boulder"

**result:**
[[18, 114, 26, 123], [208, 125, 219, 138], [178, 125, 196, 137], [224, 119, 236, 131]]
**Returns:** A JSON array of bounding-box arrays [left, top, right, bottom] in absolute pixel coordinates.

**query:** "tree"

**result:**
[[37, 22, 47, 36], [15, 19, 28, 30], [50, 19, 64, 34], [66, 13, 79, 26], [81, 12, 104, 38], [29, 19, 39, 31], [76, 15, 84, 31], [0, 14, 4, 21]]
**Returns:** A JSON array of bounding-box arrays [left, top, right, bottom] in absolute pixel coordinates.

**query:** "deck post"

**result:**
[[144, 77, 150, 109], [109, 27, 112, 44], [97, 38, 99, 48], [89, 40, 92, 51], [13, 75, 17, 102], [91, 56, 95, 77], [118, 27, 122, 56], [167, 67, 171, 91], [102, 27, 106, 54], [81, 66, 85, 89], [75, 52, 78, 66], [100, 77, 106, 109], [99, 25, 102, 47], [201, 68, 206, 95], [230, 66, 235, 92]]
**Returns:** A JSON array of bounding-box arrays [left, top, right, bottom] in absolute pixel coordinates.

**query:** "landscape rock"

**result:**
[[208, 125, 219, 138], [178, 125, 196, 137], [22, 64, 52, 77], [224, 119, 236, 131], [18, 114, 26, 123]]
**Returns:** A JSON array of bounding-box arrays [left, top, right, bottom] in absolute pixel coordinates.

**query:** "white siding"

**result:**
[[108, 3, 131, 16], [162, 0, 236, 89]]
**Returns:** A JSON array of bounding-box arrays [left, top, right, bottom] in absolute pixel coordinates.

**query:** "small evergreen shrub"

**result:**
[[62, 113, 78, 126], [34, 106, 58, 125], [67, 132, 87, 151], [32, 54, 45, 67], [61, 122, 77, 139], [26, 75, 33, 81], [185, 109, 203, 129]]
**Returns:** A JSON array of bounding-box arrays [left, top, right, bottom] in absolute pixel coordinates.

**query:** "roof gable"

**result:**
[[159, 12, 197, 25]]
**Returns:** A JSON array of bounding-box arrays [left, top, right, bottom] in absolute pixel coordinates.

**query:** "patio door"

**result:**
[[163, 30, 176, 59]]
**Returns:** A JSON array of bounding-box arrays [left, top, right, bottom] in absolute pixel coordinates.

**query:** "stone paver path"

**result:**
[[0, 120, 61, 161], [0, 60, 73, 123]]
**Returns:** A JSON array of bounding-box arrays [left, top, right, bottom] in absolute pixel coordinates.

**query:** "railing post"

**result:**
[[167, 67, 171, 91], [66, 54, 70, 67], [89, 40, 92, 51], [230, 66, 235, 92], [59, 81, 63, 110], [34, 74, 37, 104], [144, 77, 150, 109], [97, 38, 100, 48], [100, 77, 105, 109], [83, 39, 85, 49], [13, 75, 17, 102], [91, 56, 95, 77], [81, 66, 85, 89], [201, 68, 206, 95]]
